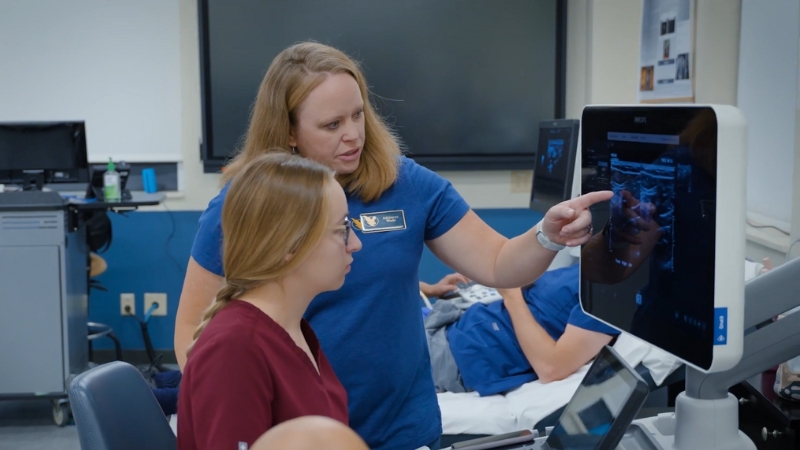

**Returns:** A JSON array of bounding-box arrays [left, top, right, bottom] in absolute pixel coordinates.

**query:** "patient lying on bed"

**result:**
[[426, 264, 618, 396]]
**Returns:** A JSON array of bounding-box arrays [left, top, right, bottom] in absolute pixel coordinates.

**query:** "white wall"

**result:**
[[736, 0, 800, 262], [170, 0, 220, 211], [737, 0, 799, 225], [586, 1, 641, 105], [694, 1, 741, 105], [0, 0, 182, 163]]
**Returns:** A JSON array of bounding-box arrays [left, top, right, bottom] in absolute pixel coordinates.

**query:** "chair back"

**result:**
[[68, 361, 176, 450]]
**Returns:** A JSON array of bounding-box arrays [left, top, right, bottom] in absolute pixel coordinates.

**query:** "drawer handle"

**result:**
[[762, 427, 783, 441]]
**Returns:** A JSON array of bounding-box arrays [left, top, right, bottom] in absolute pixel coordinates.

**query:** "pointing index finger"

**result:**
[[569, 190, 614, 210]]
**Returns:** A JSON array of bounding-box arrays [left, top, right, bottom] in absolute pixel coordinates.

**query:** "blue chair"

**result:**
[[68, 361, 176, 450]]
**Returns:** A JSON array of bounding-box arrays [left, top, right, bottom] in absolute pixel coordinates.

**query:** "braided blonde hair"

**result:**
[[187, 152, 335, 356]]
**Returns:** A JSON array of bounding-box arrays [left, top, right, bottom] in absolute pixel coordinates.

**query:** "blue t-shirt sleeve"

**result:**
[[567, 304, 620, 335], [402, 157, 470, 240], [190, 186, 228, 277]]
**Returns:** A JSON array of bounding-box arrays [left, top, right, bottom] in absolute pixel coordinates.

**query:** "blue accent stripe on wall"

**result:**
[[90, 208, 544, 351], [419, 209, 545, 284], [89, 211, 201, 350]]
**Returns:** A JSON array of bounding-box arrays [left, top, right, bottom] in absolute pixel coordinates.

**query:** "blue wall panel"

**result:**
[[418, 208, 544, 283], [89, 210, 200, 350], [89, 208, 543, 351]]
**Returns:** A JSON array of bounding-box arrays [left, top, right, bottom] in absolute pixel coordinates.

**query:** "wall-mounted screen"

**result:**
[[198, 0, 566, 172]]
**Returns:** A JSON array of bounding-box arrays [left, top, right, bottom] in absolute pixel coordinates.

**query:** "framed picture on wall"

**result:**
[[638, 0, 695, 103]]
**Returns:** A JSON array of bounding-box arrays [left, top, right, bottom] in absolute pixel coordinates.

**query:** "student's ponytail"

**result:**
[[186, 280, 251, 358]]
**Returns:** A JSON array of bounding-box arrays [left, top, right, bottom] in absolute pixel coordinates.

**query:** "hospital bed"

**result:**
[[436, 333, 681, 438]]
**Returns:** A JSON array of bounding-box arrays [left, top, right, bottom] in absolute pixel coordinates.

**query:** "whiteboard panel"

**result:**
[[0, 0, 181, 163]]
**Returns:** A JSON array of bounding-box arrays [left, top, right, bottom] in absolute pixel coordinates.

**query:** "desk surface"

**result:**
[[743, 370, 800, 429], [68, 192, 165, 210], [0, 191, 65, 211], [0, 191, 165, 212]]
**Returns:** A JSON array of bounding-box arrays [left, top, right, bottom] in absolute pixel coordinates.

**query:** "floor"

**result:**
[[0, 361, 180, 450], [0, 399, 80, 450]]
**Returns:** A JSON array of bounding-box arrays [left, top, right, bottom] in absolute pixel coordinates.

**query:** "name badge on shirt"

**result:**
[[356, 210, 407, 233]]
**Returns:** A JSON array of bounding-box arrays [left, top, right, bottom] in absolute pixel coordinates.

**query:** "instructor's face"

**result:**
[[289, 73, 366, 175]]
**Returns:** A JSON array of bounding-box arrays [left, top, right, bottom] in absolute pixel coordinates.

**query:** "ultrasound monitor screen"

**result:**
[[580, 106, 718, 370], [530, 120, 579, 213], [545, 347, 644, 450], [0, 122, 88, 171]]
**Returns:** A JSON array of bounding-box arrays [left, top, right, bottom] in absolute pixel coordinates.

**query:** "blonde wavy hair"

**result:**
[[188, 152, 335, 356], [222, 41, 401, 202]]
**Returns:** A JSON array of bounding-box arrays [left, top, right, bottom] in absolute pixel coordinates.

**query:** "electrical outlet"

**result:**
[[120, 293, 135, 315], [510, 170, 533, 194], [144, 293, 168, 316]]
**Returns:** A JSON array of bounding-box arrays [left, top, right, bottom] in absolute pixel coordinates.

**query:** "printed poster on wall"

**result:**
[[638, 0, 694, 102]]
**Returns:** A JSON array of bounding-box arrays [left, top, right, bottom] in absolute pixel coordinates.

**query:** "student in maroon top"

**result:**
[[177, 152, 362, 450]]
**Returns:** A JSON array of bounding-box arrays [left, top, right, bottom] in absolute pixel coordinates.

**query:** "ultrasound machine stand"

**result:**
[[627, 256, 800, 450]]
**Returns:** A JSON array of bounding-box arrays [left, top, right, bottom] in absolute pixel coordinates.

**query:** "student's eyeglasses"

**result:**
[[332, 217, 356, 246]]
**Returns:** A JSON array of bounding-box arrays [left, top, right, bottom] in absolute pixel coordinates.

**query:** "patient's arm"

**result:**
[[501, 288, 612, 383]]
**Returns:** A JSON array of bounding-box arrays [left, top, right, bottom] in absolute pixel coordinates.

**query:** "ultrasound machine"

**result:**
[[529, 119, 580, 214], [447, 105, 800, 450]]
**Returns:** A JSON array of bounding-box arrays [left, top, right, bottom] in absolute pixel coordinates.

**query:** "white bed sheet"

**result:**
[[438, 333, 676, 435]]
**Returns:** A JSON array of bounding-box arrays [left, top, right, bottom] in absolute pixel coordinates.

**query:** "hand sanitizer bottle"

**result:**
[[103, 158, 121, 202]]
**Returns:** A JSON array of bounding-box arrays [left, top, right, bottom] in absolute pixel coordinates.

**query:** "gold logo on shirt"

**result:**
[[363, 215, 379, 227]]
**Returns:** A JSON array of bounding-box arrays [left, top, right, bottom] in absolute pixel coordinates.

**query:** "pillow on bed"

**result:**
[[437, 332, 677, 435]]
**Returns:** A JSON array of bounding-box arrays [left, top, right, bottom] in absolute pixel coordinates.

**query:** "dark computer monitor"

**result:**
[[451, 346, 649, 450], [579, 105, 746, 373], [529, 119, 580, 213], [545, 346, 648, 450], [0, 122, 89, 187]]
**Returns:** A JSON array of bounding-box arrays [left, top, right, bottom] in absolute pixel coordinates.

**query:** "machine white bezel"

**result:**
[[578, 104, 746, 373]]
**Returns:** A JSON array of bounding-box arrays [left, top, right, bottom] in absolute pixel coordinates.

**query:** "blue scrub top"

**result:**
[[191, 156, 470, 450], [447, 264, 619, 396]]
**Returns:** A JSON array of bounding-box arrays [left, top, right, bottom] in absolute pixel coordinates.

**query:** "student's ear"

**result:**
[[288, 129, 298, 148], [285, 253, 294, 262]]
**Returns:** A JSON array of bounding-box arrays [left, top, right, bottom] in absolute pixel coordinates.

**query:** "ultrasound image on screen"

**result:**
[[607, 156, 677, 273], [531, 126, 576, 211], [543, 139, 564, 174]]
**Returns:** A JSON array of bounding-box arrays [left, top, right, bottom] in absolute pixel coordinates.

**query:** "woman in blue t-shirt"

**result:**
[[174, 41, 611, 450]]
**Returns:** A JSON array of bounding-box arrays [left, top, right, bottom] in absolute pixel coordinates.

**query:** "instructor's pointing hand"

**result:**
[[541, 191, 614, 247]]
